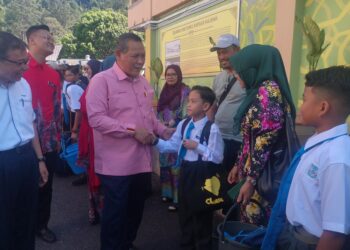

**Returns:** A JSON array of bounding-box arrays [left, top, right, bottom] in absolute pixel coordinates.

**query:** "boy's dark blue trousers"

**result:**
[[178, 161, 213, 250]]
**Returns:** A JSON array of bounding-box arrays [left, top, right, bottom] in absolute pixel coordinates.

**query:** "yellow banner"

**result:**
[[159, 1, 239, 77]]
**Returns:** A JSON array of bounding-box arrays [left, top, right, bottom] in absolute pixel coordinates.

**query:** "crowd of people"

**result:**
[[0, 24, 349, 250]]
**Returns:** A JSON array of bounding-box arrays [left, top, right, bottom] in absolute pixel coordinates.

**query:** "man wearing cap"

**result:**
[[0, 31, 48, 250], [209, 34, 246, 173]]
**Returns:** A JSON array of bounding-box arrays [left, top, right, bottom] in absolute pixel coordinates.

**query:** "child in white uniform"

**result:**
[[263, 66, 350, 250], [154, 86, 224, 250]]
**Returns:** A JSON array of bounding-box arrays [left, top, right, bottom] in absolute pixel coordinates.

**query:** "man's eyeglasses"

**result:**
[[0, 58, 29, 67]]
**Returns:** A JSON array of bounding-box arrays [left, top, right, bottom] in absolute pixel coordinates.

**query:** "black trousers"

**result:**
[[37, 151, 58, 231], [0, 143, 39, 250], [99, 172, 151, 250], [222, 139, 241, 216], [178, 164, 213, 250], [222, 139, 241, 172]]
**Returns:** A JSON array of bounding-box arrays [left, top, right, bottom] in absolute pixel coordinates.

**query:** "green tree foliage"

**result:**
[[41, 0, 82, 28], [1, 0, 127, 44], [3, 0, 42, 39], [0, 5, 5, 29], [41, 16, 66, 42], [76, 0, 128, 11], [60, 9, 128, 59]]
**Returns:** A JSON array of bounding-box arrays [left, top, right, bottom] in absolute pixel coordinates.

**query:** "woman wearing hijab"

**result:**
[[83, 59, 102, 79], [227, 44, 296, 226], [78, 59, 103, 224], [157, 64, 190, 211]]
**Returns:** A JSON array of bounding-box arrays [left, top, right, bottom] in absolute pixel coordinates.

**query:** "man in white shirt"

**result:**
[[0, 31, 48, 250]]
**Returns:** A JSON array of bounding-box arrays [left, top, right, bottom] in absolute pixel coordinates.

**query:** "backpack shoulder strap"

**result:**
[[181, 117, 192, 139], [200, 120, 213, 144], [198, 120, 213, 161], [76, 79, 87, 90]]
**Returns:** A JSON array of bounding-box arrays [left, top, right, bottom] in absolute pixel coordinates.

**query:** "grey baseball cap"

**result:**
[[210, 34, 240, 52]]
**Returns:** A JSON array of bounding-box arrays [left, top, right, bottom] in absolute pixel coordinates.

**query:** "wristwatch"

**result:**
[[246, 176, 256, 186], [152, 137, 159, 146], [37, 156, 46, 163]]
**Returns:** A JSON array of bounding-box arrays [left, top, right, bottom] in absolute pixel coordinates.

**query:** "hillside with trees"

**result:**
[[0, 0, 129, 58]]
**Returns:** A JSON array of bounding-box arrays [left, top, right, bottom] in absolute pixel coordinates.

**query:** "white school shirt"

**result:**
[[61, 80, 69, 110], [66, 84, 84, 112], [286, 124, 350, 237], [156, 116, 224, 164], [0, 78, 35, 150]]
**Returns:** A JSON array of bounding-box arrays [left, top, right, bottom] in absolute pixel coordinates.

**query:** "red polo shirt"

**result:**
[[23, 54, 61, 153]]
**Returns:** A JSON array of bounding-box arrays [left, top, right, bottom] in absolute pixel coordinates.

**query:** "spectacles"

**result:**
[[166, 73, 178, 77], [0, 58, 29, 67]]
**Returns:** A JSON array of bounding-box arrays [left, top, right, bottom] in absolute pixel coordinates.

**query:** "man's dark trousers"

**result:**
[[37, 151, 58, 231], [222, 139, 241, 172], [222, 139, 241, 217], [0, 143, 39, 250], [99, 172, 151, 250]]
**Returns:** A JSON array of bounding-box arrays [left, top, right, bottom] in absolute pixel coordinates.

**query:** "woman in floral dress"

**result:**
[[157, 64, 190, 211], [227, 44, 296, 226]]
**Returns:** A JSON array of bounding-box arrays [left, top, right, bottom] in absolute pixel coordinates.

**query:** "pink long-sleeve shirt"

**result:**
[[86, 63, 166, 176]]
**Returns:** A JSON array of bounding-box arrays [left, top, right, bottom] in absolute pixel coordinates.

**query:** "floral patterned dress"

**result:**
[[157, 86, 190, 203], [235, 80, 288, 226]]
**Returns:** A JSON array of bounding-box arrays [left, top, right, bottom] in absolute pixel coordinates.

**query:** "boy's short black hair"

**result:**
[[305, 66, 350, 113], [191, 85, 216, 107], [0, 31, 27, 59], [65, 65, 80, 75], [26, 24, 50, 42]]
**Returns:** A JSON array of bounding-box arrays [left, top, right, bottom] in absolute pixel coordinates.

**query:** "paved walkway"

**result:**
[[36, 173, 184, 250], [36, 125, 314, 250]]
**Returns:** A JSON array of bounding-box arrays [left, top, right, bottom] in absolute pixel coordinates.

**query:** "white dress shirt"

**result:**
[[0, 78, 35, 150], [66, 84, 84, 112], [157, 116, 224, 164], [286, 124, 350, 237]]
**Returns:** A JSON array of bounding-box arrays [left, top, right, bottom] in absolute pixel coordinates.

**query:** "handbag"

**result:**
[[217, 202, 265, 250], [181, 160, 229, 212], [252, 112, 300, 204]]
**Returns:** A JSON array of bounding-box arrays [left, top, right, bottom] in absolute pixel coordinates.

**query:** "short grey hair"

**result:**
[[116, 33, 142, 53]]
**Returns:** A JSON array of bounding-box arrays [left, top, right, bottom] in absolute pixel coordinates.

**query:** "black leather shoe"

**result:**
[[37, 228, 57, 243]]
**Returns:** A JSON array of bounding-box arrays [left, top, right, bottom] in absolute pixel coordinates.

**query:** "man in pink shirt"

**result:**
[[86, 33, 173, 250]]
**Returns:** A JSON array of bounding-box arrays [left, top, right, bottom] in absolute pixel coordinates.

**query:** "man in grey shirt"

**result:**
[[209, 34, 246, 172]]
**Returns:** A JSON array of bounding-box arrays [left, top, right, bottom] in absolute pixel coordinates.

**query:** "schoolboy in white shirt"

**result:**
[[264, 66, 350, 250], [154, 86, 224, 250]]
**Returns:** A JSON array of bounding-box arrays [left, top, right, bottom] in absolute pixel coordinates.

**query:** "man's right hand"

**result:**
[[134, 128, 153, 145]]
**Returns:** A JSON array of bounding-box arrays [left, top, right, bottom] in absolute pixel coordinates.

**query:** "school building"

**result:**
[[128, 0, 350, 111]]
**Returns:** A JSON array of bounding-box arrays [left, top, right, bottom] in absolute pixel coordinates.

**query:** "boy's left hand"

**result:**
[[183, 139, 198, 150]]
